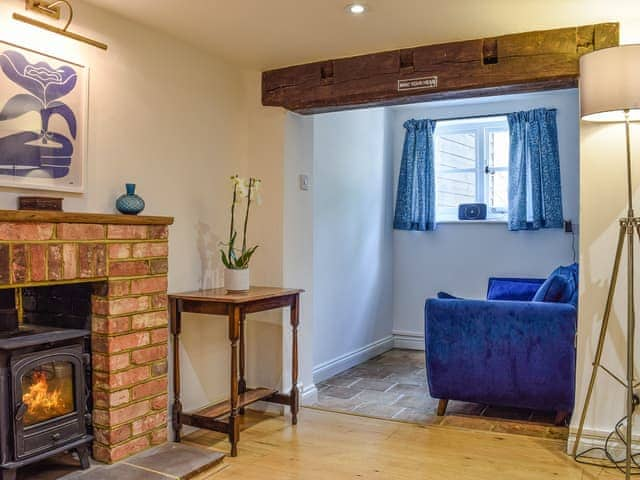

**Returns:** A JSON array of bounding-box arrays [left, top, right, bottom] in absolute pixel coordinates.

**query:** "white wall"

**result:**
[[312, 108, 395, 382], [391, 90, 580, 348], [239, 72, 288, 394], [0, 1, 285, 418], [283, 112, 316, 401]]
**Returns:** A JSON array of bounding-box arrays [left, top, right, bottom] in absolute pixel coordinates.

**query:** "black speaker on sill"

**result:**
[[458, 203, 487, 221]]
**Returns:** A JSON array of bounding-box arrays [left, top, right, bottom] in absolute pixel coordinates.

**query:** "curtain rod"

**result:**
[[427, 108, 557, 123]]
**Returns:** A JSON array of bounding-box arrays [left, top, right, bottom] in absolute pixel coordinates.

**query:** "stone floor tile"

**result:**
[[350, 368, 395, 379], [322, 386, 361, 399], [383, 374, 426, 386], [350, 378, 397, 392], [312, 394, 361, 411], [313, 348, 570, 441], [387, 383, 427, 395], [334, 368, 367, 379], [125, 443, 224, 480], [355, 389, 404, 404], [351, 401, 405, 418], [321, 376, 361, 388], [72, 464, 170, 480], [392, 393, 436, 410]]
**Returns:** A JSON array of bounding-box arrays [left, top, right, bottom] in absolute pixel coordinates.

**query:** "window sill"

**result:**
[[437, 219, 508, 225]]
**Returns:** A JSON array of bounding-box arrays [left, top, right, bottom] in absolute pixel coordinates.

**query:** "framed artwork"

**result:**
[[0, 41, 87, 192]]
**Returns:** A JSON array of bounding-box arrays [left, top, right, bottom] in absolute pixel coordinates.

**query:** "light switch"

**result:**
[[299, 174, 311, 191]]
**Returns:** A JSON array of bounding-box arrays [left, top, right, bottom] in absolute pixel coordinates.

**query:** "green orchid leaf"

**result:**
[[236, 245, 258, 268], [220, 249, 232, 269]]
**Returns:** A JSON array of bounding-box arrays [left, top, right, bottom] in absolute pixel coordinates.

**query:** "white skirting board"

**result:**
[[392, 330, 425, 350], [301, 383, 318, 405], [312, 335, 395, 384], [567, 426, 640, 460], [251, 382, 319, 412]]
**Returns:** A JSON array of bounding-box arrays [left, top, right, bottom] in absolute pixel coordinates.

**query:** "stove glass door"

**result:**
[[21, 361, 76, 427]]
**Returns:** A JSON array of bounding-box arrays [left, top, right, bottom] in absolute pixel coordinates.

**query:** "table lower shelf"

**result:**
[[180, 387, 294, 434], [196, 388, 277, 419]]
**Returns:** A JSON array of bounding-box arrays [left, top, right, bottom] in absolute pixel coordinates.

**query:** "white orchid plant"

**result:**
[[220, 175, 262, 270]]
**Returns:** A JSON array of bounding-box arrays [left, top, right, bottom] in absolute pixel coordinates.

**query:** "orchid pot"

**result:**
[[224, 268, 250, 293]]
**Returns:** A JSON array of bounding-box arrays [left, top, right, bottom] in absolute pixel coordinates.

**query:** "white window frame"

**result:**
[[434, 117, 509, 222]]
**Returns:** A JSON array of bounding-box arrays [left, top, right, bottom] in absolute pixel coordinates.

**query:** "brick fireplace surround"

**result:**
[[0, 210, 173, 464]]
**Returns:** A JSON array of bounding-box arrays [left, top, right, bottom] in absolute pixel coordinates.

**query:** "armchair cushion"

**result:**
[[532, 263, 578, 305], [437, 291, 461, 299], [487, 278, 545, 301]]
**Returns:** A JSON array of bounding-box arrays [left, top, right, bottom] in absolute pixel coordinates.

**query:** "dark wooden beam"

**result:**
[[262, 23, 619, 114]]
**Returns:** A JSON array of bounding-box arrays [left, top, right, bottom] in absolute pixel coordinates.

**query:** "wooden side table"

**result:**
[[169, 286, 303, 457]]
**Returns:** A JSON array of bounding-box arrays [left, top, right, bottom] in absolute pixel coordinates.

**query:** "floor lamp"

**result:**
[[572, 45, 640, 479]]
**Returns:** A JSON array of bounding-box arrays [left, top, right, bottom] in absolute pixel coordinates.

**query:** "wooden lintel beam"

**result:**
[[262, 22, 619, 114]]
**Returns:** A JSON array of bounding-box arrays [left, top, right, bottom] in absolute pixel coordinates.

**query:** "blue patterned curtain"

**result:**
[[507, 108, 563, 231], [393, 119, 437, 231]]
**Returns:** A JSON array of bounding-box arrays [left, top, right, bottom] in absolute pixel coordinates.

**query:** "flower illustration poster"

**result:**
[[0, 42, 86, 192]]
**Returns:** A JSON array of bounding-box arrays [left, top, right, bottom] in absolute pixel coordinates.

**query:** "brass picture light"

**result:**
[[13, 0, 108, 50]]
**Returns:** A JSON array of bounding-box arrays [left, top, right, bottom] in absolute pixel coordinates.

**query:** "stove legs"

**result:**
[[77, 444, 91, 470], [0, 443, 91, 480], [1, 469, 15, 480]]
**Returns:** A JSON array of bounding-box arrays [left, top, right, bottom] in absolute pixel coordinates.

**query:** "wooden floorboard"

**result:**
[[185, 408, 607, 480]]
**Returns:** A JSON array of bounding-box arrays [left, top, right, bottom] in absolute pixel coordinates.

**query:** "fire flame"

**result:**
[[22, 370, 67, 423]]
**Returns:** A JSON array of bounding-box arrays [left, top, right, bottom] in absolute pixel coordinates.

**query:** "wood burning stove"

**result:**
[[0, 323, 92, 480]]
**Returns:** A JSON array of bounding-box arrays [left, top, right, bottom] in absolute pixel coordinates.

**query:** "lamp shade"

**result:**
[[580, 45, 640, 122]]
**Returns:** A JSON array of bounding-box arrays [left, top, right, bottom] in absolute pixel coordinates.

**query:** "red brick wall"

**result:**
[[0, 222, 170, 463]]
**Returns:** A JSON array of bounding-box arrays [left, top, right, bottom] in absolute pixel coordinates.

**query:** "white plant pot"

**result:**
[[224, 268, 250, 293]]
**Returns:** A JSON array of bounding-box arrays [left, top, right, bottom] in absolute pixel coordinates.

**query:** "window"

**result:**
[[434, 117, 509, 221]]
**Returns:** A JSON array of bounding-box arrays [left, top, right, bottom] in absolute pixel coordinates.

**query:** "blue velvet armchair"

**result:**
[[425, 264, 578, 424]]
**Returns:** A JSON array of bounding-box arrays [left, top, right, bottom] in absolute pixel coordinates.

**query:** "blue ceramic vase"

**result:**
[[116, 183, 145, 215]]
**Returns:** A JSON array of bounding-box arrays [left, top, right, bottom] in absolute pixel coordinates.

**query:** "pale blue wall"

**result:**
[[312, 108, 395, 377], [390, 89, 580, 341]]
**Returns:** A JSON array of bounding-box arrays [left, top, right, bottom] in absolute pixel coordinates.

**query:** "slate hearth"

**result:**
[[0, 210, 174, 472], [17, 443, 224, 480], [120, 443, 224, 479]]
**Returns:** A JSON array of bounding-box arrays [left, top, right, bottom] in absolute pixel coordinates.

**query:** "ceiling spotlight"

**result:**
[[346, 3, 367, 15]]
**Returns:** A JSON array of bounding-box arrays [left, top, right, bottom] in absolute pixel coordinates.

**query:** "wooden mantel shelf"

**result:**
[[0, 209, 174, 225]]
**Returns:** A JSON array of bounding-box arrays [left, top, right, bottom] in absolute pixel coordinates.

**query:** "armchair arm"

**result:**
[[425, 298, 576, 411]]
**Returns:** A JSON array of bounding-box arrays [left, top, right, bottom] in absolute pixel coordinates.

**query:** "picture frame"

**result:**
[[0, 40, 88, 193]]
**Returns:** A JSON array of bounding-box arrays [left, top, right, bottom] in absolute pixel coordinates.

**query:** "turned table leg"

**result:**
[[228, 306, 241, 457], [170, 299, 183, 442], [238, 310, 247, 415], [290, 294, 300, 425]]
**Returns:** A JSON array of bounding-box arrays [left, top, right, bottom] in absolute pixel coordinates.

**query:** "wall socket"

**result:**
[[564, 220, 573, 233]]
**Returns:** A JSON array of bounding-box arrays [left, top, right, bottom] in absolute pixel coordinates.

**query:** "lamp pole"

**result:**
[[626, 110, 634, 217], [624, 109, 635, 479]]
